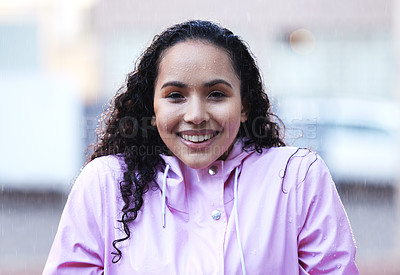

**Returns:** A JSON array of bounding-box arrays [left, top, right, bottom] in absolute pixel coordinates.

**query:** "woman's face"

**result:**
[[153, 40, 247, 169]]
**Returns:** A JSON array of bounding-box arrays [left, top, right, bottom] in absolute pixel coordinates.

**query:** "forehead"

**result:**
[[157, 40, 237, 78]]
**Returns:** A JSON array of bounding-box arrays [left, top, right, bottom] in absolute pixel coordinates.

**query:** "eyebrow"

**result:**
[[161, 81, 187, 89], [161, 79, 233, 89], [205, 79, 233, 88]]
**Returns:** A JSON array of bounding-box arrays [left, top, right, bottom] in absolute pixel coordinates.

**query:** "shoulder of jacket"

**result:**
[[255, 147, 325, 191], [71, 155, 126, 194], [250, 146, 314, 164], [83, 155, 126, 177], [264, 146, 317, 163], [281, 148, 328, 190]]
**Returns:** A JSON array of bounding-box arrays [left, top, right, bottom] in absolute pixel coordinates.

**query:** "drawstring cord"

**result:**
[[234, 167, 246, 275], [161, 164, 170, 228]]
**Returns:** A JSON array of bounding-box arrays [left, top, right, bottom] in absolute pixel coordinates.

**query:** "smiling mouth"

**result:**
[[179, 132, 219, 143]]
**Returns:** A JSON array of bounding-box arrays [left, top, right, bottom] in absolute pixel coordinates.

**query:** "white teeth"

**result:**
[[181, 133, 215, 143]]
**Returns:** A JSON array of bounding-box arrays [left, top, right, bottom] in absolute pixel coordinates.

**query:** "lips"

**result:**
[[178, 131, 219, 143]]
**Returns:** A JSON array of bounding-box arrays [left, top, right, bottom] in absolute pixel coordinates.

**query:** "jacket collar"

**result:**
[[157, 140, 254, 214]]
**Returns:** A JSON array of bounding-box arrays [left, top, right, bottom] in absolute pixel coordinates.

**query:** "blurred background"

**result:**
[[1, 0, 399, 274]]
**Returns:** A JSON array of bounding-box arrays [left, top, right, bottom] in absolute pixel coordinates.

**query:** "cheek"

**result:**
[[156, 110, 178, 135], [227, 107, 244, 134], [217, 106, 243, 127], [214, 114, 241, 142]]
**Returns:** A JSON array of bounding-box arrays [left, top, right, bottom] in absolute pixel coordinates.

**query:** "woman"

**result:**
[[43, 20, 359, 274]]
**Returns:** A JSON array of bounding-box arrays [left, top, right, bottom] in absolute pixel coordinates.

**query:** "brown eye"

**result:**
[[208, 91, 226, 99], [166, 92, 184, 102]]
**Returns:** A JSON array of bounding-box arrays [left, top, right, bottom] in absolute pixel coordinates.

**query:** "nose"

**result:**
[[183, 96, 209, 125]]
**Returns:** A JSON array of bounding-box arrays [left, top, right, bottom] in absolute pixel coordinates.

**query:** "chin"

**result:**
[[180, 157, 218, 170], [185, 161, 212, 170]]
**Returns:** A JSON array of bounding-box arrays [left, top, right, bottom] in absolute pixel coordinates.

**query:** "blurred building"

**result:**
[[0, 0, 99, 191]]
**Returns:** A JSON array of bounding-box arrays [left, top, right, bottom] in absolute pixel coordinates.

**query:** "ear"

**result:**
[[151, 116, 157, 127], [240, 101, 248, 123]]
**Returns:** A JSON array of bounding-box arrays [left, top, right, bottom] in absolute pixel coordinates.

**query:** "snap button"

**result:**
[[208, 166, 218, 175], [211, 210, 221, 220]]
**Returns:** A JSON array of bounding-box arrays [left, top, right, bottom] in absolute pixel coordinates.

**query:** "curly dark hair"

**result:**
[[88, 20, 285, 263]]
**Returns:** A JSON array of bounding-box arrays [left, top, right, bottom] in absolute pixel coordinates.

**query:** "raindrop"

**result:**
[[196, 172, 200, 182], [337, 264, 342, 269], [288, 217, 293, 223]]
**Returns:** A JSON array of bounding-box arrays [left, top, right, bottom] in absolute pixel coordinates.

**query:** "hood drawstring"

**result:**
[[234, 167, 246, 275], [161, 164, 170, 228]]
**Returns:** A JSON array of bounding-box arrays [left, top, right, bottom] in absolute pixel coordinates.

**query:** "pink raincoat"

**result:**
[[43, 142, 359, 274]]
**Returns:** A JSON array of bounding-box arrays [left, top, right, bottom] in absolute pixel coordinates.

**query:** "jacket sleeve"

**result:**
[[42, 160, 105, 275], [296, 153, 359, 274]]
